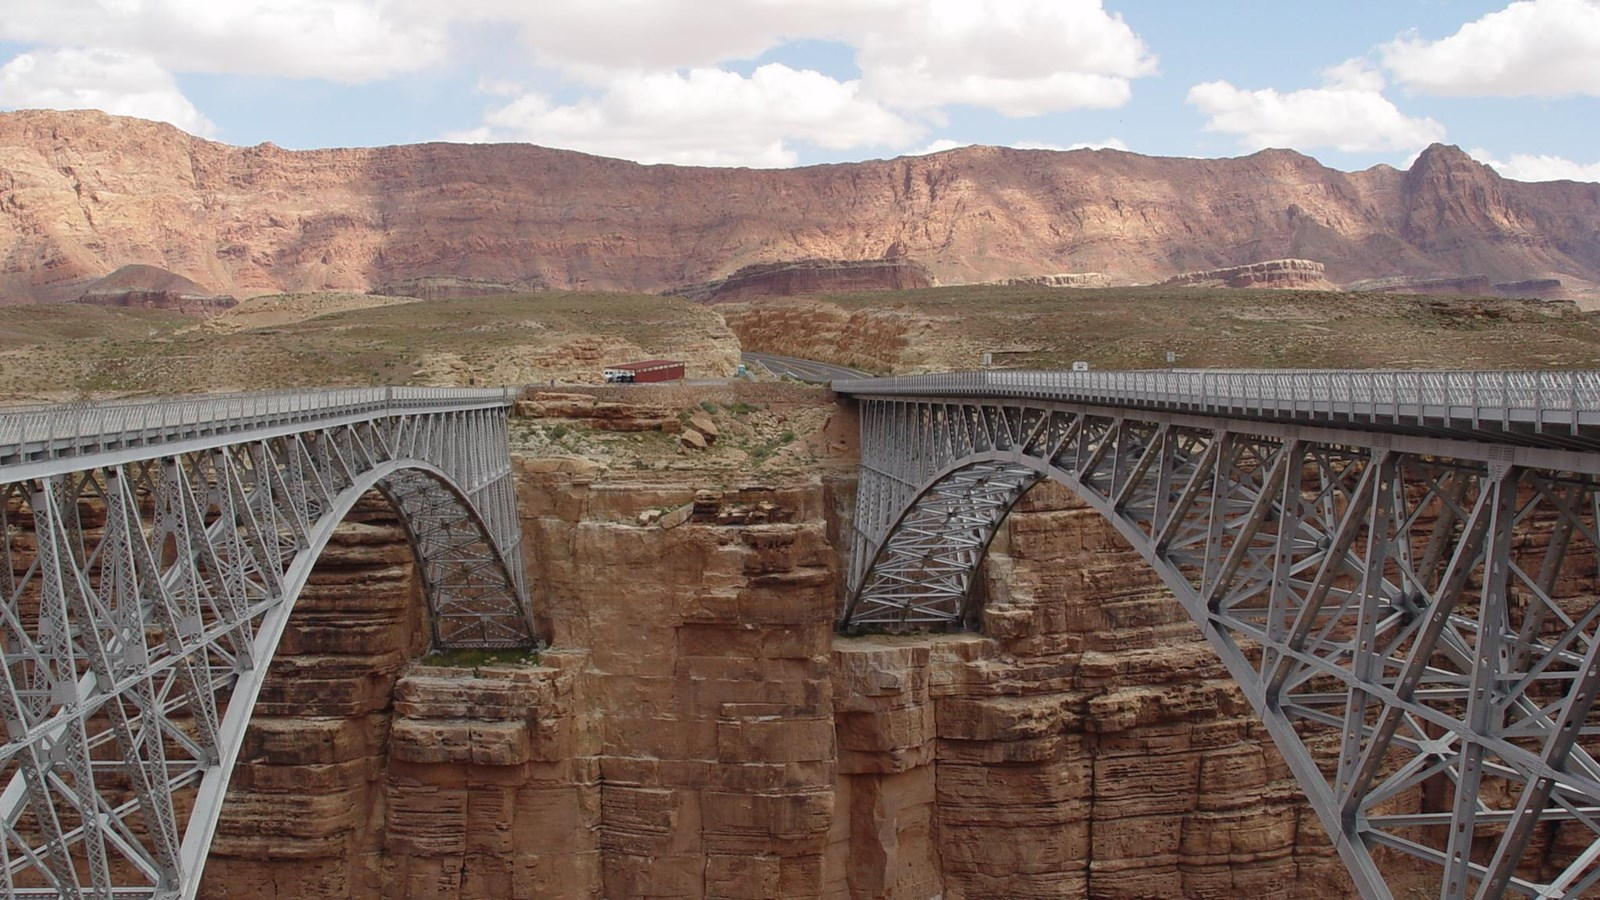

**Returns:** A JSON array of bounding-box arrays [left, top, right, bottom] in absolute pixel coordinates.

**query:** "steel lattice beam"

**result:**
[[0, 388, 534, 899], [839, 385, 1600, 900]]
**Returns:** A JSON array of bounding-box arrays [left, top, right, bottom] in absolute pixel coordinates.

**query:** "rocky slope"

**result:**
[[669, 258, 936, 303], [2, 109, 1598, 305]]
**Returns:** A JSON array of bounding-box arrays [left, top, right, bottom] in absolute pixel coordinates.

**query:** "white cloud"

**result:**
[[430, 0, 887, 77], [0, 48, 214, 136], [474, 77, 523, 98], [1383, 0, 1600, 98], [1469, 147, 1600, 182], [0, 0, 448, 82], [857, 0, 1156, 115], [1057, 138, 1129, 151], [437, 0, 1155, 116], [1187, 60, 1445, 154], [913, 139, 972, 155], [436, 0, 1154, 115], [0, 0, 1162, 165], [459, 64, 922, 167]]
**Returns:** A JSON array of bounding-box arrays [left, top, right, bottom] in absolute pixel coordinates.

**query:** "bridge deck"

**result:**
[[833, 369, 1600, 450], [0, 386, 515, 480]]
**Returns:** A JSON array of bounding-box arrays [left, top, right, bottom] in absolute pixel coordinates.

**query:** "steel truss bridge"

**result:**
[[0, 388, 534, 899], [836, 369, 1600, 900]]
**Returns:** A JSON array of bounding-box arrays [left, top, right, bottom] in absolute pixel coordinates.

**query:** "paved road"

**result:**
[[742, 351, 871, 383]]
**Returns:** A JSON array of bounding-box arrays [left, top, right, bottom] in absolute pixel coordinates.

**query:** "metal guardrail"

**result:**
[[832, 369, 1600, 433], [0, 386, 515, 466]]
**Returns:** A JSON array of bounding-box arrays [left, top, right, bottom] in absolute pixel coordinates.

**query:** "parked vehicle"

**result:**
[[603, 360, 685, 383]]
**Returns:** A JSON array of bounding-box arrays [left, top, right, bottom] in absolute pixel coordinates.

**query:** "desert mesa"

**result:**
[[2, 108, 1598, 306]]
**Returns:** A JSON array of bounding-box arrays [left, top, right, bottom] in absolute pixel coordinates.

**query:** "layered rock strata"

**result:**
[[826, 481, 1354, 898], [198, 495, 599, 898], [73, 263, 237, 313], [5, 109, 1599, 304], [722, 300, 928, 373], [518, 467, 839, 897], [1160, 258, 1335, 290]]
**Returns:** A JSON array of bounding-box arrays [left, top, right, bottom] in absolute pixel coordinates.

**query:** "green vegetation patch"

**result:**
[[419, 646, 542, 668]]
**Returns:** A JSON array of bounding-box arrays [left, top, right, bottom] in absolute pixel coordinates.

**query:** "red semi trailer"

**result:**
[[602, 359, 685, 383]]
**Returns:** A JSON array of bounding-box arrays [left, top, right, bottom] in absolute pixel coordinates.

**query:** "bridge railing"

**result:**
[[0, 386, 515, 466], [832, 369, 1600, 431]]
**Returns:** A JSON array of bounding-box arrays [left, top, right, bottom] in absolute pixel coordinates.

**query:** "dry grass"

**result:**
[[0, 291, 735, 401], [815, 285, 1600, 371]]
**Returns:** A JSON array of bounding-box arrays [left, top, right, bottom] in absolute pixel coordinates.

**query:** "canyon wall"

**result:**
[[199, 494, 600, 897], [4, 109, 1600, 304], [198, 449, 1381, 898]]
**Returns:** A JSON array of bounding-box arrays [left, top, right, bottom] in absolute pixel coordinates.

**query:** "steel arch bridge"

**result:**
[[836, 369, 1600, 900], [0, 387, 535, 899]]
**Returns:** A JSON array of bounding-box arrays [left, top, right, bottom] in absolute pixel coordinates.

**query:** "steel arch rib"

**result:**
[[847, 446, 1397, 898], [1, 460, 533, 898], [843, 413, 1600, 898], [175, 458, 515, 899], [842, 451, 1042, 628], [0, 389, 533, 898]]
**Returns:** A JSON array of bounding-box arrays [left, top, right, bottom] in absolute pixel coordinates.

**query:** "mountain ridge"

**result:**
[[2, 109, 1597, 305]]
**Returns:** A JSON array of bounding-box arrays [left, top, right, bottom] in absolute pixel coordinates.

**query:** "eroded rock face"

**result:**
[[519, 467, 839, 897], [827, 481, 1356, 898], [4, 110, 1599, 304], [73, 263, 237, 314], [1160, 258, 1335, 290], [198, 495, 599, 899], [670, 258, 936, 303], [722, 300, 932, 372]]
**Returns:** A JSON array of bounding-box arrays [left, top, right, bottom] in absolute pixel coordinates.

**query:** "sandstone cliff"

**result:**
[[74, 263, 236, 314], [1160, 258, 1335, 290], [3, 109, 1599, 305]]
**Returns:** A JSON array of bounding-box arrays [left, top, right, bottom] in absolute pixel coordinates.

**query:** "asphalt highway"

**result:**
[[741, 351, 871, 384]]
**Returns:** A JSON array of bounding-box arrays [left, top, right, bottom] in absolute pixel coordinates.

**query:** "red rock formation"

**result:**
[[1160, 258, 1335, 290], [199, 494, 600, 899], [670, 258, 936, 303], [3, 109, 1599, 305], [74, 263, 237, 313]]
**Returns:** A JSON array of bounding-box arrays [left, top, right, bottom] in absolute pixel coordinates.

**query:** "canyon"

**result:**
[[192, 386, 1381, 899], [3, 109, 1599, 306]]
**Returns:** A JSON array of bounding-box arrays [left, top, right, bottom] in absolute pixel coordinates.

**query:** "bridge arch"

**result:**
[[0, 389, 534, 899], [174, 458, 531, 898], [839, 385, 1600, 900]]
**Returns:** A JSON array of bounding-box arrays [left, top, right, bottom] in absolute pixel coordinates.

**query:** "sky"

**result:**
[[0, 0, 1597, 181]]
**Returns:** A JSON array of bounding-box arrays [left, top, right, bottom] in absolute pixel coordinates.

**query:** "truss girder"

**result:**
[[0, 402, 533, 899], [843, 396, 1600, 900]]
